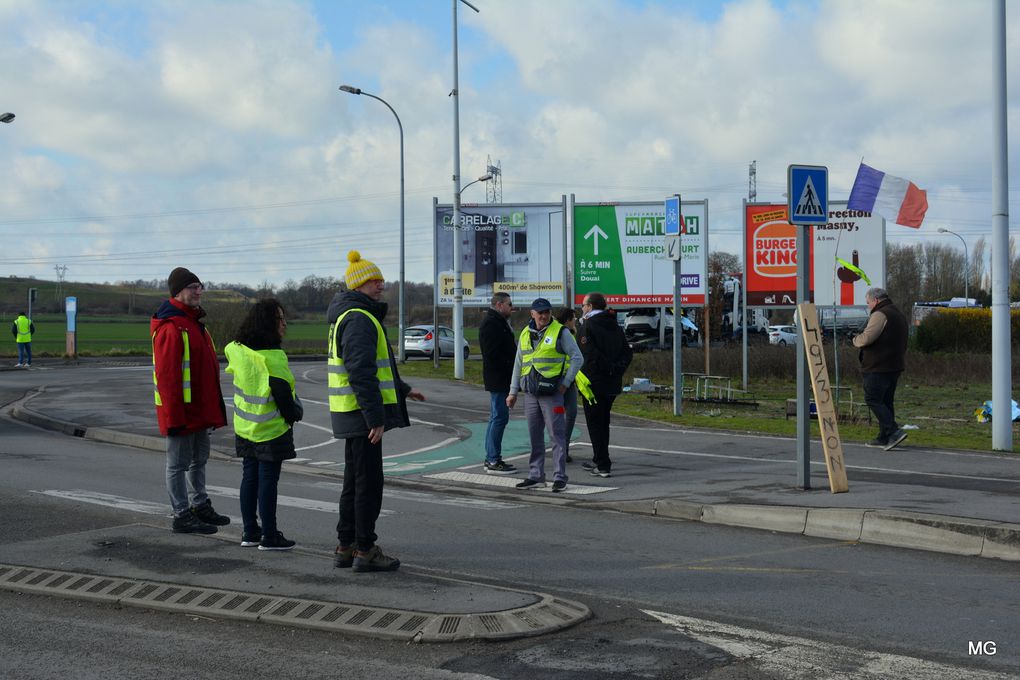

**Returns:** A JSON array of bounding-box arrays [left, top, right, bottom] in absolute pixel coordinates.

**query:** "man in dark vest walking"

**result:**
[[853, 287, 908, 450]]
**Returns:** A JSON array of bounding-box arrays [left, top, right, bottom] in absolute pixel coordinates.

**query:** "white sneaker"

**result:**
[[13, 363, 22, 368]]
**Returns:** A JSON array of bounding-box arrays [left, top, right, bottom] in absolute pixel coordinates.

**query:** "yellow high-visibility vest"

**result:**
[[575, 370, 597, 405], [327, 309, 396, 413], [14, 316, 31, 343], [152, 328, 192, 406], [225, 342, 294, 443], [519, 319, 569, 379]]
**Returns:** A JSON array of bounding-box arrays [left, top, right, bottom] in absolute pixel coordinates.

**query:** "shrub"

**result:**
[[914, 309, 1020, 353]]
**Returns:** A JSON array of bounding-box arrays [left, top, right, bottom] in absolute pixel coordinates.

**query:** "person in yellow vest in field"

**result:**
[[327, 251, 425, 572], [225, 299, 303, 551], [11, 311, 34, 368], [506, 297, 583, 493]]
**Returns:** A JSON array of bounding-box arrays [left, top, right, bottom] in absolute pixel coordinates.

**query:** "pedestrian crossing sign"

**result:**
[[787, 165, 828, 225]]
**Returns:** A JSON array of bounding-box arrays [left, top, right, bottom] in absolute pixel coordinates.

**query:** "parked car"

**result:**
[[403, 325, 470, 359], [768, 325, 798, 346], [623, 308, 699, 346]]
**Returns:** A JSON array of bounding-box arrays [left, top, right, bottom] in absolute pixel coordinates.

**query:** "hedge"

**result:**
[[914, 308, 1020, 353]]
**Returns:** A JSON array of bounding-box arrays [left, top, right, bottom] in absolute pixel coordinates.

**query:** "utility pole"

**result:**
[[54, 265, 68, 303]]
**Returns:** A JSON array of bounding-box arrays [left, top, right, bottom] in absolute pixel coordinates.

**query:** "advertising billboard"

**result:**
[[434, 200, 567, 307], [744, 202, 885, 307], [573, 201, 708, 306]]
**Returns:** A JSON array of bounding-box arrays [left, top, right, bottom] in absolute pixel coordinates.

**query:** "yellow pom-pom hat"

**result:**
[[344, 250, 384, 289]]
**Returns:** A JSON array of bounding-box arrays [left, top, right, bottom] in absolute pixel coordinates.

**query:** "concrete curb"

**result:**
[[10, 391, 1020, 564]]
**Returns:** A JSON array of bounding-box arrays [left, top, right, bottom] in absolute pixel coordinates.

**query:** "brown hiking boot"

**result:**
[[352, 544, 400, 573], [333, 544, 355, 569]]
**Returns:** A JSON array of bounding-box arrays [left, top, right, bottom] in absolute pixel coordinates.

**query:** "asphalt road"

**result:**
[[1, 391, 1017, 678]]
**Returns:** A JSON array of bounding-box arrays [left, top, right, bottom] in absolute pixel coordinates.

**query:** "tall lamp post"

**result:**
[[938, 227, 969, 303], [339, 85, 407, 361], [452, 0, 480, 380]]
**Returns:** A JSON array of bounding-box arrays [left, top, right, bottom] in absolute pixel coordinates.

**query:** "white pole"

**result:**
[[451, 0, 465, 380], [991, 0, 1012, 451]]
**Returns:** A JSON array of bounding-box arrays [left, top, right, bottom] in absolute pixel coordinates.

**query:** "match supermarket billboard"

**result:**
[[573, 201, 708, 306], [434, 200, 567, 306], [744, 202, 885, 307]]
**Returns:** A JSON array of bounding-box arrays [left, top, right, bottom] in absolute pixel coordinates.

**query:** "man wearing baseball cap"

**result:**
[[151, 267, 229, 534], [506, 297, 583, 492]]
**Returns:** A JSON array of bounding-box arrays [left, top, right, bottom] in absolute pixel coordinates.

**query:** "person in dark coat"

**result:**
[[225, 299, 303, 551], [327, 251, 425, 572], [577, 292, 632, 477], [853, 287, 909, 450], [479, 292, 517, 474]]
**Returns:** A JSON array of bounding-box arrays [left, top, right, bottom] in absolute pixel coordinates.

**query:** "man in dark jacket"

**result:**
[[853, 287, 909, 450], [479, 292, 517, 474], [327, 251, 424, 573], [577, 292, 632, 477], [151, 267, 230, 534]]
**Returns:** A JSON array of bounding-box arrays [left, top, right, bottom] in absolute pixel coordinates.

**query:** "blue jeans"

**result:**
[[165, 430, 210, 516], [17, 342, 31, 365], [484, 391, 510, 464], [240, 458, 283, 536]]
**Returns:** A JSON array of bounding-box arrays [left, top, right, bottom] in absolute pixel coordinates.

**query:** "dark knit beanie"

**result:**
[[168, 267, 201, 297]]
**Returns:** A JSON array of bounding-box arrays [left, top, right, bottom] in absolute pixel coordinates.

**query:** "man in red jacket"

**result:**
[[151, 267, 229, 534]]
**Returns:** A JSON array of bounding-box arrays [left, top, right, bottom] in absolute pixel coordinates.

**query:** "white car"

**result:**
[[768, 325, 798, 346], [403, 325, 470, 359], [623, 308, 699, 346]]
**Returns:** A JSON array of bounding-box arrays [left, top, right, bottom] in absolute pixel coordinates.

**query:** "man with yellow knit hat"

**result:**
[[327, 251, 425, 572]]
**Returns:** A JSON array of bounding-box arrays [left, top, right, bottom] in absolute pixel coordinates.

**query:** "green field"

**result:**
[[4, 316, 479, 357]]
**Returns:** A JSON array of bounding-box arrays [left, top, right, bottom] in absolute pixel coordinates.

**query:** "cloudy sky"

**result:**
[[0, 0, 1017, 287]]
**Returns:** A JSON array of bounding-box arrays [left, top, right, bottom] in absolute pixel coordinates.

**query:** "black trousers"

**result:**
[[583, 394, 617, 471], [336, 435, 384, 551], [862, 371, 901, 442]]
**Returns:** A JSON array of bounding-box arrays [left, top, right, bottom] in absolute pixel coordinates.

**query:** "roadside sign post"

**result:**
[[665, 195, 682, 416], [65, 296, 77, 359], [788, 165, 829, 490]]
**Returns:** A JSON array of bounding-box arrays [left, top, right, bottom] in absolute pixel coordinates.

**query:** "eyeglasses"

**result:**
[[185, 283, 203, 292], [581, 302, 592, 308]]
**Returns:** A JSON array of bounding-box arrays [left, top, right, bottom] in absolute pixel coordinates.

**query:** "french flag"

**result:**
[[846, 163, 928, 228]]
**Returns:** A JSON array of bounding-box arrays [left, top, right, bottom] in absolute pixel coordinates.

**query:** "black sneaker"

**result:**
[[581, 462, 597, 472], [352, 544, 400, 572], [484, 459, 517, 475], [334, 544, 355, 568], [515, 478, 544, 490], [240, 528, 262, 547], [551, 480, 567, 493], [884, 429, 908, 451], [172, 513, 217, 534], [258, 532, 296, 551], [589, 467, 611, 478], [866, 437, 888, 447], [192, 503, 231, 526]]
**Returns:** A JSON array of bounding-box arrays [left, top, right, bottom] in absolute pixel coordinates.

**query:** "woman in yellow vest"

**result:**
[[225, 299, 303, 551]]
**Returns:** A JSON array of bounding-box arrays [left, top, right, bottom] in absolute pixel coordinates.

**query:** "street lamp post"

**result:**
[[938, 227, 969, 303], [339, 85, 407, 362], [0, 113, 14, 124], [452, 0, 480, 380]]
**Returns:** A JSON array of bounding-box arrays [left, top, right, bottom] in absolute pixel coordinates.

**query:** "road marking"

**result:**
[[32, 490, 168, 515], [644, 610, 1012, 680], [295, 439, 338, 452], [425, 471, 617, 495], [287, 458, 313, 463], [384, 489, 524, 510], [384, 456, 463, 473], [647, 541, 858, 571], [206, 486, 393, 516], [384, 438, 461, 460]]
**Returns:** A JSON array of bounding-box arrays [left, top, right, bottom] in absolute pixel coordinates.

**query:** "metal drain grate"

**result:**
[[0, 563, 590, 642]]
